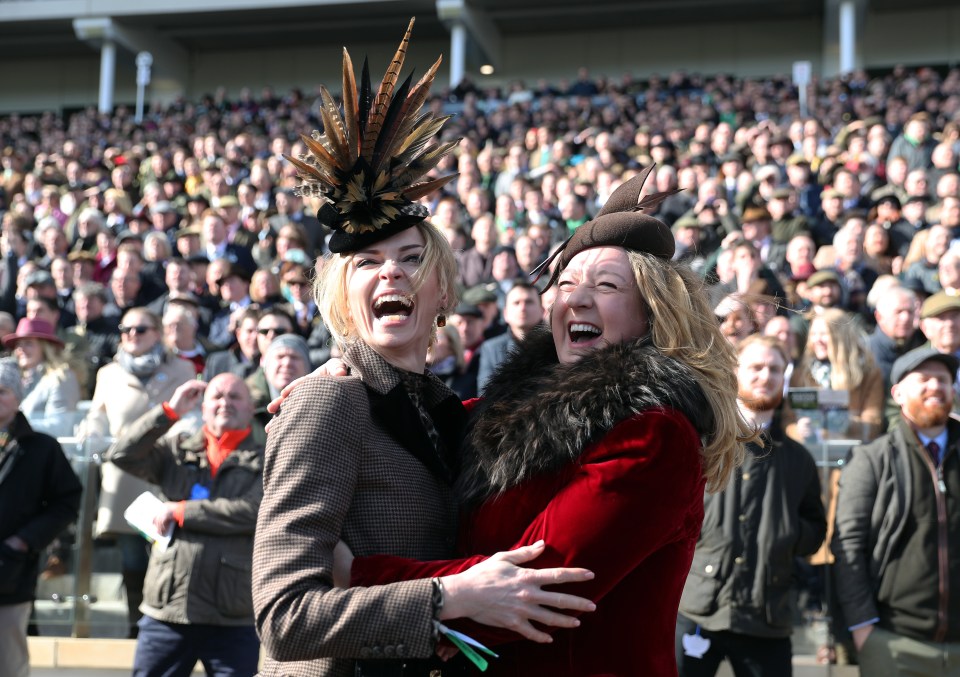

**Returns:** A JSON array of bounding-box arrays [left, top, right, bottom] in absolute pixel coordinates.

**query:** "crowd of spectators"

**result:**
[[1, 62, 960, 661]]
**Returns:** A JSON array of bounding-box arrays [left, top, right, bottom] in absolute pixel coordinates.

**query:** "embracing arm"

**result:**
[[352, 408, 705, 644]]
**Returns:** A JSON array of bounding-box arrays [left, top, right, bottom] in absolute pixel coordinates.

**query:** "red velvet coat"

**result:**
[[352, 329, 711, 676]]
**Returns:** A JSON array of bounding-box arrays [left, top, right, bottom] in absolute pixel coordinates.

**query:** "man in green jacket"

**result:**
[[833, 347, 960, 675], [106, 373, 264, 676]]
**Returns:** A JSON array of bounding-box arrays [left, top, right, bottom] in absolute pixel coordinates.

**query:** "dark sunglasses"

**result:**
[[258, 327, 284, 336], [120, 324, 155, 336]]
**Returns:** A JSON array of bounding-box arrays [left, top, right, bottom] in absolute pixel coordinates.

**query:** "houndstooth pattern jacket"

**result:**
[[253, 340, 466, 677]]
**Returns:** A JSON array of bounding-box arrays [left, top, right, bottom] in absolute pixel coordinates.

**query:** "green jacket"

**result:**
[[105, 406, 265, 626]]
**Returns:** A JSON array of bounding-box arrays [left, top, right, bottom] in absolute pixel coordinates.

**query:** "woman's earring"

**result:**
[[436, 314, 446, 327]]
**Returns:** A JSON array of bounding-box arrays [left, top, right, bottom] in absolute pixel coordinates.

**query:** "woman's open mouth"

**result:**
[[569, 322, 601, 343], [373, 294, 415, 321]]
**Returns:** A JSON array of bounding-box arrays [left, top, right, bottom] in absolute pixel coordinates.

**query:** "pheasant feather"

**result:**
[[341, 48, 360, 162], [361, 17, 414, 161], [287, 17, 458, 253]]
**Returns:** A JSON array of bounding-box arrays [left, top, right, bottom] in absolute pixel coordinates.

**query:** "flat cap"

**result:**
[[742, 206, 772, 222], [891, 346, 960, 385], [452, 302, 483, 319], [921, 291, 960, 319], [462, 284, 498, 305], [806, 269, 843, 288]]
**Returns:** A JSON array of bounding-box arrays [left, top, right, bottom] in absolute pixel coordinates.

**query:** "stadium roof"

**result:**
[[1, 0, 956, 61]]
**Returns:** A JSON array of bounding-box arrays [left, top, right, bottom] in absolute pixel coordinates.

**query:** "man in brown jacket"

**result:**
[[106, 373, 264, 676]]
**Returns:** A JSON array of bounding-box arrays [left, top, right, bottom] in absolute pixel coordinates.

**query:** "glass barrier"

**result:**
[[31, 435, 132, 639]]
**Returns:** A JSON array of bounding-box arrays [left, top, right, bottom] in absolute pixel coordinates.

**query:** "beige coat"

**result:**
[[253, 340, 465, 677], [82, 351, 196, 537]]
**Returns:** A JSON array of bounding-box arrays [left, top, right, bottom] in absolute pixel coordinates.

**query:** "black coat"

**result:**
[[0, 412, 82, 605]]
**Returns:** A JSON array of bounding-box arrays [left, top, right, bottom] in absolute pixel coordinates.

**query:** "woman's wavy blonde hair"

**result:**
[[314, 221, 460, 350], [22, 340, 88, 393], [800, 306, 874, 391], [627, 250, 754, 492]]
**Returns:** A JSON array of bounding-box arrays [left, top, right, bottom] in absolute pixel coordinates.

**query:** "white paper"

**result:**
[[123, 491, 174, 552]]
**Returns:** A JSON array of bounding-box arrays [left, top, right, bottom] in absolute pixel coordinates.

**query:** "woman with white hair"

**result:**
[[71, 207, 105, 251]]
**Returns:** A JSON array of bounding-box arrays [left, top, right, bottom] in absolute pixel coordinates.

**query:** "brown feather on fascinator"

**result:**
[[286, 18, 460, 254], [531, 164, 681, 289]]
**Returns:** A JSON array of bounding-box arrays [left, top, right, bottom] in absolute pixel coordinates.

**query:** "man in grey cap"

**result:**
[[833, 346, 960, 676], [247, 333, 311, 428], [0, 358, 82, 677]]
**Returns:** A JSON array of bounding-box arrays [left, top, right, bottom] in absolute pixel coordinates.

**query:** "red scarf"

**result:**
[[201, 426, 251, 477]]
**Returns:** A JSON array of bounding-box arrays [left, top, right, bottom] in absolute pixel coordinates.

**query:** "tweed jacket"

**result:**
[[106, 405, 264, 626], [253, 340, 466, 677], [81, 350, 197, 537]]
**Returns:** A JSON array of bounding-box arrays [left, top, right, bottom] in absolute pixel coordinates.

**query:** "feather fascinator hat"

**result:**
[[532, 164, 680, 289], [286, 18, 458, 254]]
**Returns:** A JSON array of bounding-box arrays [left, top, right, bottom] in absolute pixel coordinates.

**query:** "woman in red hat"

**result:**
[[2, 317, 80, 427]]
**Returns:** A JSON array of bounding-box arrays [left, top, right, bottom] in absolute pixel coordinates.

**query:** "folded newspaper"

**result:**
[[123, 491, 174, 552]]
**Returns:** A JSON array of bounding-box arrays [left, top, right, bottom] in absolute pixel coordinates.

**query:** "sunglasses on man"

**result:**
[[119, 324, 155, 336]]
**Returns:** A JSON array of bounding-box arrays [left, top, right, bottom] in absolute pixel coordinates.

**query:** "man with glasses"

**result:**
[[254, 309, 294, 362], [243, 309, 296, 412]]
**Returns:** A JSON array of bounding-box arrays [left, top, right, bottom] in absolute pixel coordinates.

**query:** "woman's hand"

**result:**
[[439, 540, 596, 643], [332, 540, 354, 588]]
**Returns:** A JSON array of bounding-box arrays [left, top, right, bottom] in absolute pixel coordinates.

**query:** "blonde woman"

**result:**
[[3, 317, 80, 423], [784, 306, 884, 442]]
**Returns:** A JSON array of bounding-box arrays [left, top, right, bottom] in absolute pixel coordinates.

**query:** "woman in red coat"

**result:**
[[344, 167, 752, 676]]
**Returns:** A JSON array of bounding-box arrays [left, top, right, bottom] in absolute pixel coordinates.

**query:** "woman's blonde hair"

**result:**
[[627, 250, 753, 492], [315, 221, 459, 349], [435, 323, 466, 373], [39, 341, 88, 392], [900, 228, 928, 272], [800, 306, 874, 391]]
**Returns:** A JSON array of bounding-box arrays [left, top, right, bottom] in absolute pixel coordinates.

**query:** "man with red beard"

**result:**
[[833, 347, 960, 676], [677, 335, 825, 676]]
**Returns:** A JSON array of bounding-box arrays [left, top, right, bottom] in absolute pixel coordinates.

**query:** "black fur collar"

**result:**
[[457, 326, 712, 504]]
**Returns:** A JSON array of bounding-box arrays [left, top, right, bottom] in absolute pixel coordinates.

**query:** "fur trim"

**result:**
[[458, 326, 712, 504]]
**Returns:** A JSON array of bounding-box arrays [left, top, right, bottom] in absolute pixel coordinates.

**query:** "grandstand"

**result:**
[[0, 0, 959, 114]]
